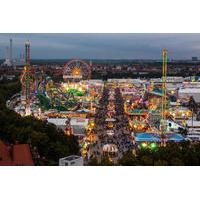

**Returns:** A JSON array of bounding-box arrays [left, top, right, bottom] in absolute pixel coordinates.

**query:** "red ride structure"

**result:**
[[25, 41, 31, 115], [21, 41, 31, 115]]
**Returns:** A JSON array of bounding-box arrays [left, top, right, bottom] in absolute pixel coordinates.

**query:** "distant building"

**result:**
[[1, 39, 25, 67], [2, 39, 13, 67], [192, 57, 198, 61], [59, 155, 84, 166], [116, 65, 122, 70]]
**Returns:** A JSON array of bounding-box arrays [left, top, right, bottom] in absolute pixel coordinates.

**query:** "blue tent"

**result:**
[[135, 133, 161, 142], [167, 134, 185, 142], [135, 133, 185, 143]]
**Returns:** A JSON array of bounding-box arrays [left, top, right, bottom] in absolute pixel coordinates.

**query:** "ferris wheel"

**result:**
[[63, 59, 91, 81]]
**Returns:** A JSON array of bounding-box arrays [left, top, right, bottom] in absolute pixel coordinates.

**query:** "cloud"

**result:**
[[0, 33, 200, 59]]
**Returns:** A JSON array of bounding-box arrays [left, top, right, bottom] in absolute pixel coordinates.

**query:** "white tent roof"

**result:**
[[105, 118, 116, 122], [70, 118, 89, 126], [187, 120, 200, 127], [47, 118, 68, 126]]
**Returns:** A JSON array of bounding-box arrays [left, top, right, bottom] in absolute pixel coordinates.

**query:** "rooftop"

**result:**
[[0, 141, 34, 166], [13, 144, 34, 166], [61, 155, 82, 161]]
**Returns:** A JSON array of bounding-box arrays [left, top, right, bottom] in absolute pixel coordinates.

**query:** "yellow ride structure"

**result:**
[[161, 49, 168, 144]]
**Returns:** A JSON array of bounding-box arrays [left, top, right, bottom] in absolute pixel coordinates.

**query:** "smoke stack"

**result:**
[[5, 46, 9, 59], [9, 38, 12, 62], [25, 40, 30, 66]]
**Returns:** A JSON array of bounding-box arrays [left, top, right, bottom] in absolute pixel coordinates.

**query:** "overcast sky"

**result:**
[[0, 33, 200, 59]]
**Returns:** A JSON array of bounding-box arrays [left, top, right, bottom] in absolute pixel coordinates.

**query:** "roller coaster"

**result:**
[[35, 59, 92, 112], [36, 76, 80, 111]]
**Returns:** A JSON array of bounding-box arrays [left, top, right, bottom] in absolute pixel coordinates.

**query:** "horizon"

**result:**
[[1, 33, 200, 60], [1, 58, 197, 61]]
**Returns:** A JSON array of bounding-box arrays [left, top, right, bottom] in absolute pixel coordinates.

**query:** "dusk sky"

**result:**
[[1, 33, 200, 59]]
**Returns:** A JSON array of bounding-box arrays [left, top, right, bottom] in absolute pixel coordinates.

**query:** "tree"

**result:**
[[140, 155, 153, 166], [0, 80, 80, 165], [119, 151, 138, 166], [88, 157, 99, 166], [170, 157, 184, 166], [154, 160, 168, 166], [100, 155, 114, 166]]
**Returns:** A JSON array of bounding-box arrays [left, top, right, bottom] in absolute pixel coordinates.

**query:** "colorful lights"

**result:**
[[150, 142, 157, 150], [140, 142, 158, 150], [90, 122, 95, 127], [141, 142, 148, 148], [107, 122, 114, 128]]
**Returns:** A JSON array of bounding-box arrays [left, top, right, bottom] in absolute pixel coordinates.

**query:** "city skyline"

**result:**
[[1, 33, 200, 60]]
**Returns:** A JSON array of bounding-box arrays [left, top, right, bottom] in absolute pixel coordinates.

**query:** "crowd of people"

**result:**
[[88, 84, 134, 163]]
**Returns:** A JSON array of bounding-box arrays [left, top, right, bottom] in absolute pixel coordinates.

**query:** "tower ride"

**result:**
[[161, 49, 168, 144], [25, 41, 31, 115]]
